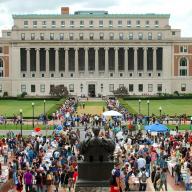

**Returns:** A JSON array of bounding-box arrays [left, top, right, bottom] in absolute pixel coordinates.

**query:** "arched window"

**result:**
[[0, 58, 3, 77], [179, 57, 188, 76]]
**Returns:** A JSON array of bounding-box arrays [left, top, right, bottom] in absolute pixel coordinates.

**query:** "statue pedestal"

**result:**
[[76, 161, 114, 191]]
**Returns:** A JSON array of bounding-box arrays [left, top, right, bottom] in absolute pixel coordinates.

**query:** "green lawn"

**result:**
[[121, 99, 192, 116], [0, 100, 57, 118], [0, 124, 54, 130]]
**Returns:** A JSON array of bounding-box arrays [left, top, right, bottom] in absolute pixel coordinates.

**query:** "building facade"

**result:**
[[0, 7, 192, 97]]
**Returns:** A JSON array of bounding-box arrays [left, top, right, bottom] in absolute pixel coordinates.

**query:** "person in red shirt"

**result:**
[[73, 168, 78, 184]]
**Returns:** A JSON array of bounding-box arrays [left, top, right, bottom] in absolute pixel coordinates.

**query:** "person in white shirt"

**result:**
[[137, 155, 146, 170]]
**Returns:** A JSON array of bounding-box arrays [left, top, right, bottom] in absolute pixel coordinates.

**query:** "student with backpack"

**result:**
[[138, 168, 148, 191]]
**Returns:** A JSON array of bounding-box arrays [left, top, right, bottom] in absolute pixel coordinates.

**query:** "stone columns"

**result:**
[[35, 48, 40, 77], [115, 47, 118, 76], [65, 48, 68, 76], [105, 48, 109, 76], [45, 48, 49, 77], [26, 48, 30, 77], [134, 47, 138, 74], [55, 48, 59, 75], [143, 47, 147, 74], [95, 48, 99, 76], [85, 48, 88, 75], [75, 48, 79, 76], [153, 47, 157, 73], [124, 47, 128, 76]]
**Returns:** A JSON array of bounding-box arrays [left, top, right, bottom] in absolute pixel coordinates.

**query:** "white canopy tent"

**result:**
[[102, 110, 122, 117]]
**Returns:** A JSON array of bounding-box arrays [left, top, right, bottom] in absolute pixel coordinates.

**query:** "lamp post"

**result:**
[[19, 109, 23, 136], [147, 100, 150, 124], [44, 100, 46, 115], [159, 106, 162, 117], [138, 99, 141, 114], [32, 102, 35, 128]]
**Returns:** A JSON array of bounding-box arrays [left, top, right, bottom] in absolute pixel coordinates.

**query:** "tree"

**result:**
[[113, 86, 128, 96], [49, 85, 69, 97]]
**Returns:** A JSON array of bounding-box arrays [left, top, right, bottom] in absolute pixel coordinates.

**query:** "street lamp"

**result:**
[[44, 100, 46, 115], [147, 100, 150, 124], [138, 99, 141, 114], [32, 102, 35, 128], [159, 106, 162, 117], [19, 109, 23, 136]]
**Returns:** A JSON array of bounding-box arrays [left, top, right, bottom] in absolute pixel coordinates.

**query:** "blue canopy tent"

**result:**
[[144, 123, 169, 133]]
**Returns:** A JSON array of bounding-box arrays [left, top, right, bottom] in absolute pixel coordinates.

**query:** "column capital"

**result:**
[[133, 47, 138, 51], [94, 47, 99, 51], [45, 48, 50, 51], [84, 47, 88, 51], [104, 47, 109, 51], [74, 47, 79, 51], [64, 48, 69, 51], [143, 47, 148, 51], [54, 48, 59, 51], [153, 47, 157, 51], [25, 48, 30, 51], [115, 47, 119, 51], [124, 47, 129, 51], [35, 48, 40, 51]]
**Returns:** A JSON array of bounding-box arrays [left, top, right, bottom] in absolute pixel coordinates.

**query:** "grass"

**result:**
[[121, 99, 192, 116], [0, 99, 62, 118]]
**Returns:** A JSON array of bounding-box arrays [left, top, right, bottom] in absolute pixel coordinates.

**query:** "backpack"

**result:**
[[141, 172, 147, 183]]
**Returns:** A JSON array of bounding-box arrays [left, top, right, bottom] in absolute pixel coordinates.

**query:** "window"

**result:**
[[101, 84, 103, 92], [145, 20, 150, 27], [21, 84, 26, 92], [172, 31, 176, 35], [80, 20, 84, 27], [40, 33, 44, 40], [110, 33, 114, 40], [61, 21, 65, 27], [110, 73, 113, 77], [41, 74, 44, 77], [148, 32, 152, 40], [181, 84, 186, 92], [119, 84, 124, 88], [158, 73, 161, 77], [180, 46, 188, 53], [31, 85, 36, 93], [157, 32, 162, 40], [120, 73, 123, 77], [155, 20, 159, 27], [69, 33, 73, 40], [51, 73, 54, 77], [138, 84, 143, 92], [70, 20, 74, 27], [7, 32, 11, 36], [127, 20, 131, 27], [136, 20, 140, 27], [139, 73, 142, 77], [40, 84, 45, 92], [90, 33, 94, 40], [129, 33, 133, 40], [99, 20, 103, 27], [119, 33, 123, 40], [31, 33, 35, 40], [24, 20, 28, 28], [0, 71, 3, 77], [69, 84, 74, 92], [157, 84, 162, 92], [109, 20, 113, 27], [100, 33, 104, 40], [80, 83, 83, 92], [42, 21, 46, 28], [138, 32, 143, 40], [0, 47, 2, 53], [79, 33, 83, 40], [148, 73, 151, 77], [0, 84, 2, 93], [70, 73, 73, 77], [22, 74, 25, 78], [129, 73, 132, 77], [89, 20, 93, 27], [50, 33, 54, 40], [129, 84, 133, 92], [60, 33, 64, 40], [21, 33, 25, 40], [32, 73, 35, 78], [179, 57, 188, 76], [51, 20, 56, 28], [118, 20, 122, 27], [148, 84, 153, 92], [61, 73, 63, 77], [109, 84, 114, 92], [33, 21, 37, 28]]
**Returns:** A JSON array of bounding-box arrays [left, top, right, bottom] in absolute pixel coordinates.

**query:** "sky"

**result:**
[[0, 0, 192, 37]]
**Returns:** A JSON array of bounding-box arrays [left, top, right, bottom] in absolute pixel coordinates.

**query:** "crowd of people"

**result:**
[[0, 97, 191, 192]]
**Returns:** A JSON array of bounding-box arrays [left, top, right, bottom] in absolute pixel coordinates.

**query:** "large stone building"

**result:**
[[0, 7, 192, 97]]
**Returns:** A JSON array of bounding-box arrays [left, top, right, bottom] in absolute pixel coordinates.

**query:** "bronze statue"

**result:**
[[79, 127, 115, 162]]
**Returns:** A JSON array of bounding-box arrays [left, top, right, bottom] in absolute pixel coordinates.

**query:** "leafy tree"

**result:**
[[113, 86, 128, 96], [49, 85, 68, 97]]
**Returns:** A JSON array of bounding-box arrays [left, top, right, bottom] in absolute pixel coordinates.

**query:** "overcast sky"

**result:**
[[0, 0, 191, 37]]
